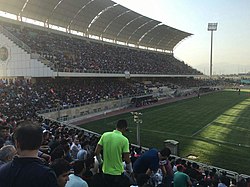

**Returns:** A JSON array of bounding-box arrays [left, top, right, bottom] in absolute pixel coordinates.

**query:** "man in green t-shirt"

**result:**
[[95, 119, 132, 187], [174, 164, 192, 187]]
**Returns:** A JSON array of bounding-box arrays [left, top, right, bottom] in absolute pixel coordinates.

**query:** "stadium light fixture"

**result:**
[[131, 112, 142, 146], [208, 23, 218, 77]]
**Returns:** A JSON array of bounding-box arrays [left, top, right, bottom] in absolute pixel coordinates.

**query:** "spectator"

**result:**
[[173, 164, 192, 187], [189, 162, 203, 183], [0, 145, 16, 166], [61, 139, 73, 163], [210, 168, 219, 187], [77, 141, 88, 161], [48, 134, 61, 153], [0, 121, 58, 187], [133, 147, 171, 178], [160, 156, 174, 187], [82, 156, 97, 185], [50, 145, 65, 162], [50, 158, 71, 187], [0, 125, 11, 148], [70, 135, 81, 160], [65, 160, 88, 187], [218, 176, 228, 187], [219, 171, 230, 187], [203, 170, 212, 187], [94, 119, 132, 187]]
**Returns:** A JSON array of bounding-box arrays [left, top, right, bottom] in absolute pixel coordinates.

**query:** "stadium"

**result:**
[[0, 0, 250, 186]]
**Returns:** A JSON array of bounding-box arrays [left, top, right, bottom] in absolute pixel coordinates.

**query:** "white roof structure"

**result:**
[[0, 0, 192, 51]]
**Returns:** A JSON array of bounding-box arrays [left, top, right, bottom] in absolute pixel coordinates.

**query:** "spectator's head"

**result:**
[[176, 164, 184, 172], [50, 158, 70, 187], [159, 147, 171, 160], [0, 125, 10, 148], [212, 168, 217, 174], [73, 160, 86, 175], [175, 158, 182, 165], [42, 130, 50, 140], [220, 175, 228, 185], [54, 135, 62, 142], [0, 145, 16, 163], [0, 125, 10, 140], [73, 136, 79, 145], [14, 121, 43, 152], [192, 162, 198, 169], [116, 119, 128, 133], [50, 145, 65, 161]]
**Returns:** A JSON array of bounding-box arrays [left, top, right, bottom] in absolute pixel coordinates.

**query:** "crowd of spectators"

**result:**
[[0, 78, 150, 120], [0, 77, 218, 121], [0, 116, 249, 187], [141, 77, 223, 90], [1, 21, 202, 75]]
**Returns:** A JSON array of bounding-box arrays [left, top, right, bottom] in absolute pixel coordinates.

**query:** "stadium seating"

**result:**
[[1, 21, 202, 75]]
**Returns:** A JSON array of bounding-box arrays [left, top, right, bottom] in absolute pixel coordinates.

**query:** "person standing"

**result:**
[[94, 119, 133, 187], [70, 135, 81, 160], [0, 121, 58, 187]]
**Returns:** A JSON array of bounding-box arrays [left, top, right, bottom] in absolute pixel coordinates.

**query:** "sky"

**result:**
[[113, 0, 250, 75]]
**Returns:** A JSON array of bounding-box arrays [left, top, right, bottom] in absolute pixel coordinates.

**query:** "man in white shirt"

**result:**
[[65, 160, 88, 187], [70, 136, 81, 160]]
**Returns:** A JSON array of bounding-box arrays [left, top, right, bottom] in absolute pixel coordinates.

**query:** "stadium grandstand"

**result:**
[[0, 0, 249, 187]]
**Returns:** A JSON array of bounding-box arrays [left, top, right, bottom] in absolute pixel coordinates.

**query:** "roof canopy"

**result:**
[[0, 0, 192, 51]]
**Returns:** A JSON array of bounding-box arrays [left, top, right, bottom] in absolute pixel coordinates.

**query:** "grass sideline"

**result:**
[[80, 89, 250, 175]]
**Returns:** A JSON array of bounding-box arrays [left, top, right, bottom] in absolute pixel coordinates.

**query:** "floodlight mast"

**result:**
[[208, 23, 218, 78], [131, 112, 142, 146]]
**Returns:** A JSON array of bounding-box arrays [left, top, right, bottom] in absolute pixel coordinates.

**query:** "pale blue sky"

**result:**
[[114, 0, 250, 75]]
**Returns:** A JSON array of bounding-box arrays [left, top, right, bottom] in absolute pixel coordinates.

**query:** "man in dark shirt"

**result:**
[[133, 147, 171, 177], [0, 121, 58, 187]]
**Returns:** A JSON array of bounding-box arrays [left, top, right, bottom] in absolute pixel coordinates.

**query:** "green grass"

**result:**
[[80, 89, 250, 175]]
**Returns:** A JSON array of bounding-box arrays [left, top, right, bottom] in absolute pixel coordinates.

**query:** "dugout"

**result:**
[[130, 94, 158, 107]]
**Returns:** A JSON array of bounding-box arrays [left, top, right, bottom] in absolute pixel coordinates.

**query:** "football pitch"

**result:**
[[80, 89, 250, 175]]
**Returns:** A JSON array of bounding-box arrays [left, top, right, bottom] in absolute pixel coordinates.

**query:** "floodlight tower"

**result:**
[[131, 112, 142, 146], [207, 23, 218, 78]]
